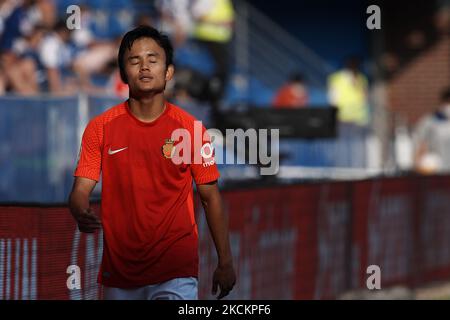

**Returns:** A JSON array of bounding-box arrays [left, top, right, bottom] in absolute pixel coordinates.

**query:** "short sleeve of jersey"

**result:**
[[190, 124, 220, 185], [74, 119, 102, 182]]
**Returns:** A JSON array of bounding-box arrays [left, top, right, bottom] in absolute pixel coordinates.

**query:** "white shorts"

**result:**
[[103, 277, 198, 300]]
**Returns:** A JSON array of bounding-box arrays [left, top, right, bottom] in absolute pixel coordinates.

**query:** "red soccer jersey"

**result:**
[[74, 101, 220, 288]]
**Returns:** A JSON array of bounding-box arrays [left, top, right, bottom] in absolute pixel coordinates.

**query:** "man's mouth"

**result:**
[[139, 76, 153, 82]]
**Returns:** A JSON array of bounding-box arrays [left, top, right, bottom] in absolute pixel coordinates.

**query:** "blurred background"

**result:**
[[0, 0, 450, 300]]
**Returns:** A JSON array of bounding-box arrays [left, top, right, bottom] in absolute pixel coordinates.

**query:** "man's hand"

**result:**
[[71, 207, 102, 233], [212, 263, 236, 300], [68, 177, 99, 233]]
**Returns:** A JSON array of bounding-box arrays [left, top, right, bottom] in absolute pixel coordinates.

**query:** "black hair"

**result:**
[[289, 72, 305, 83], [118, 25, 173, 84], [345, 55, 361, 70]]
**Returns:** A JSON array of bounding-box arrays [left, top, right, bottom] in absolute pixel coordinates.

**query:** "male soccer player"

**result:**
[[68, 26, 236, 300]]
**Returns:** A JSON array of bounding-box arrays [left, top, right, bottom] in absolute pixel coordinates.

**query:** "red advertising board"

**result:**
[[1, 175, 450, 300], [351, 177, 420, 289]]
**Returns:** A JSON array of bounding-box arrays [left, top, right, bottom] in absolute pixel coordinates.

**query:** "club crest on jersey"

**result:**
[[162, 139, 176, 159]]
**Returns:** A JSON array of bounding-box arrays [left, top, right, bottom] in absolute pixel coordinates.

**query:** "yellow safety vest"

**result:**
[[328, 70, 369, 126], [193, 0, 234, 43]]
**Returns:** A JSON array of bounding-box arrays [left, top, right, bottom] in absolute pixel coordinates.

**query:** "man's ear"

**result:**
[[165, 64, 175, 81]]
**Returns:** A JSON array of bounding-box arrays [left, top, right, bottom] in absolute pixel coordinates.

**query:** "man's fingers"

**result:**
[[78, 222, 102, 233], [78, 226, 99, 233], [216, 282, 234, 300], [77, 212, 101, 224], [217, 287, 230, 300], [78, 226, 95, 233], [82, 208, 99, 219], [77, 218, 102, 227], [79, 221, 102, 228], [78, 216, 101, 224], [79, 223, 101, 229], [83, 208, 95, 214], [82, 209, 99, 217], [79, 228, 95, 233]]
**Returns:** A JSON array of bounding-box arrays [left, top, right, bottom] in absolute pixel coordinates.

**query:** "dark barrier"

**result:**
[[1, 175, 450, 299]]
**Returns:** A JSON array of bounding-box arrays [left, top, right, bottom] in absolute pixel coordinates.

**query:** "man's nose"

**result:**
[[140, 62, 150, 71]]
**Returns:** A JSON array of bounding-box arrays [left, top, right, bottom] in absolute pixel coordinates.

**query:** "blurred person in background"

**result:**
[[0, 71, 5, 94], [1, 3, 54, 50], [0, 0, 7, 93], [0, 0, 23, 54], [25, 0, 55, 29], [272, 72, 309, 108], [0, 0, 53, 94], [156, 0, 193, 47], [170, 71, 213, 127], [327, 56, 370, 168], [327, 56, 369, 127], [38, 19, 76, 94], [0, 0, 3, 93], [71, 4, 118, 93], [8, 23, 46, 94], [413, 88, 450, 174], [191, 0, 234, 103]]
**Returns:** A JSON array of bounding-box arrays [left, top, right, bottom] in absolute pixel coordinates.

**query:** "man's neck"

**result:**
[[128, 94, 166, 123]]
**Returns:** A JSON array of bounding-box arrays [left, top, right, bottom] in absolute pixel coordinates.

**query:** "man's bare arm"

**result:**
[[197, 181, 236, 299], [47, 68, 61, 94], [68, 177, 102, 233]]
